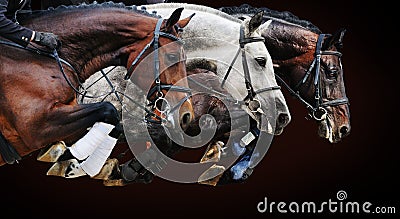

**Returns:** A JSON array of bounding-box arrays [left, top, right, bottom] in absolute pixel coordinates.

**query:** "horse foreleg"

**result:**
[[35, 102, 122, 178], [37, 121, 115, 163], [46, 133, 118, 178]]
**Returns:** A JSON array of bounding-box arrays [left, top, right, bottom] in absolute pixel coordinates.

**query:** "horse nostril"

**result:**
[[274, 113, 290, 135], [180, 112, 192, 130], [278, 113, 289, 125], [340, 125, 349, 136]]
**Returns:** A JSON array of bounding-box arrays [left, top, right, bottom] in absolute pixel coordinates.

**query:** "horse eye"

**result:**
[[166, 53, 179, 64], [255, 57, 266, 67]]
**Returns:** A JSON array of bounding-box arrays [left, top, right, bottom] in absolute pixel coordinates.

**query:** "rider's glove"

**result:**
[[33, 31, 61, 50]]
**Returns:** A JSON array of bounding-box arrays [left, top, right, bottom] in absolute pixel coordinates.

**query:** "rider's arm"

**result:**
[[0, 0, 34, 47]]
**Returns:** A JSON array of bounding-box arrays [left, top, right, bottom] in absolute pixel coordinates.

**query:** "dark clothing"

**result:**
[[0, 0, 33, 47]]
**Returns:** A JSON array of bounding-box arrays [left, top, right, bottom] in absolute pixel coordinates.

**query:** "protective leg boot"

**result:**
[[103, 158, 154, 186]]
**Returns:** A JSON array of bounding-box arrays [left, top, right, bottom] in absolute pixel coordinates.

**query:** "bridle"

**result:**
[[123, 18, 192, 124], [218, 23, 281, 114], [275, 33, 349, 121]]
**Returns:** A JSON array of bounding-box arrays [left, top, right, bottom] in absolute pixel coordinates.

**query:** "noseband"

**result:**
[[275, 33, 349, 121], [124, 18, 192, 124], [220, 23, 281, 113]]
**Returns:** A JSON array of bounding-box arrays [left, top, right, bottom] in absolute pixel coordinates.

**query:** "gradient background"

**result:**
[[2, 0, 398, 218]]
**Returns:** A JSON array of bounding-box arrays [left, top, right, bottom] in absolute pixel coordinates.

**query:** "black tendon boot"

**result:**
[[103, 148, 161, 186], [120, 157, 154, 184]]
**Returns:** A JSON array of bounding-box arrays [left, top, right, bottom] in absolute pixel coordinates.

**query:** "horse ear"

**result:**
[[335, 28, 346, 49], [248, 10, 264, 34], [257, 19, 273, 36], [176, 13, 196, 29], [323, 28, 347, 50], [166, 7, 184, 30]]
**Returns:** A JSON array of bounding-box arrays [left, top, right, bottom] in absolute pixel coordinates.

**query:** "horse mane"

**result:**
[[219, 4, 321, 33], [29, 1, 160, 19], [144, 2, 242, 23]]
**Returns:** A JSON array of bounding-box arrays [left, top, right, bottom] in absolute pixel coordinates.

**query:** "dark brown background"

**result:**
[[2, 1, 398, 218]]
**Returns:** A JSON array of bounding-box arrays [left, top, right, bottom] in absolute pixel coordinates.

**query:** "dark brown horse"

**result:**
[[219, 4, 350, 143], [0, 3, 195, 172]]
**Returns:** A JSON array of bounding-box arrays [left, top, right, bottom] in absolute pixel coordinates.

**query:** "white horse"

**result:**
[[81, 3, 291, 185]]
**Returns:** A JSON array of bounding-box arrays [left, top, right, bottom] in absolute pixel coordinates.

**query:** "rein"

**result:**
[[274, 33, 349, 121]]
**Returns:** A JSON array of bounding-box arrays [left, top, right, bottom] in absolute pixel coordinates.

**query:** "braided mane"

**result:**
[[219, 4, 321, 33], [29, 1, 160, 19]]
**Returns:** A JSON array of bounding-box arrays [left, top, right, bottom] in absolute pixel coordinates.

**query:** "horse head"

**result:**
[[315, 28, 350, 142], [294, 28, 350, 143], [259, 19, 350, 143], [119, 7, 196, 130], [221, 5, 351, 143]]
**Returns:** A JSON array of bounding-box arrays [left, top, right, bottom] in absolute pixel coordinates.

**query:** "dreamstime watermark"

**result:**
[[257, 190, 396, 215]]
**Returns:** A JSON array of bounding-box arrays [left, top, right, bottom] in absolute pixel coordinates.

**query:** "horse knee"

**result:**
[[102, 102, 120, 125]]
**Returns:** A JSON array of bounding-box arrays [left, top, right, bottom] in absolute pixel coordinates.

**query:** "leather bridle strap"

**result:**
[[122, 18, 192, 123], [314, 34, 325, 108], [221, 24, 279, 102], [124, 19, 183, 80], [220, 46, 240, 89], [275, 74, 314, 111], [240, 27, 257, 101], [153, 18, 164, 96], [146, 84, 191, 100], [320, 98, 349, 107]]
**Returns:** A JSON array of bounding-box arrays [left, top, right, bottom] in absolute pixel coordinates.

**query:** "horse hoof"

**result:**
[[37, 141, 67, 162], [103, 179, 127, 187], [198, 164, 225, 186], [92, 158, 119, 180], [46, 159, 86, 178], [200, 141, 224, 163]]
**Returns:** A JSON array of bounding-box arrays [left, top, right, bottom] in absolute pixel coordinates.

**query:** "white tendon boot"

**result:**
[[46, 135, 117, 178], [69, 122, 115, 160], [80, 135, 118, 177]]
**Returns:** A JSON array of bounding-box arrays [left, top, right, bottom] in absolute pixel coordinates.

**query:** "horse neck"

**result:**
[[25, 8, 155, 82], [263, 20, 319, 87]]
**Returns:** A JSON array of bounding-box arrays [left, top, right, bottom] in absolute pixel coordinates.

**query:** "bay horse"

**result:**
[[220, 4, 351, 143], [0, 2, 195, 178]]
